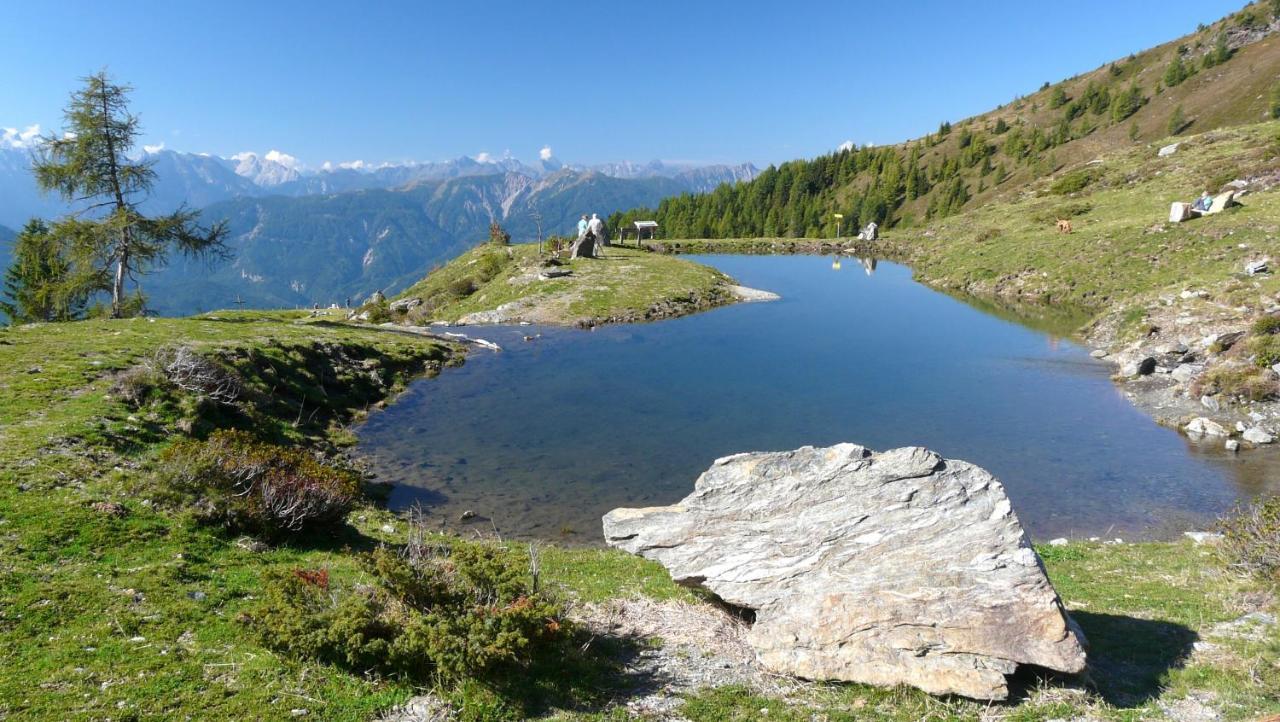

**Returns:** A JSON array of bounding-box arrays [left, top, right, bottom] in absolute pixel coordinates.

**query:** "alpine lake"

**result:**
[[357, 254, 1280, 544]]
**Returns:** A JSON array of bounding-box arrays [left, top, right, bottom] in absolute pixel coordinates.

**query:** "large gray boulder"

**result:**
[[603, 443, 1087, 700]]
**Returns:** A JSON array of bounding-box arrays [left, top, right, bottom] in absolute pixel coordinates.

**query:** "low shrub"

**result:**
[[1049, 168, 1097, 196], [1252, 315, 1280, 336], [447, 277, 479, 299], [1194, 364, 1279, 402], [110, 365, 167, 408], [247, 539, 567, 682], [1218, 496, 1280, 582], [156, 429, 361, 536], [149, 345, 243, 403], [356, 301, 391, 323], [1249, 334, 1280, 369]]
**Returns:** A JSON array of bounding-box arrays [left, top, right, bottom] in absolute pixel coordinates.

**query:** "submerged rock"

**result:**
[[602, 443, 1087, 700]]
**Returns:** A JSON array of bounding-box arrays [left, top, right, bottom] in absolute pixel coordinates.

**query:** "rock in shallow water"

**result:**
[[602, 443, 1088, 700]]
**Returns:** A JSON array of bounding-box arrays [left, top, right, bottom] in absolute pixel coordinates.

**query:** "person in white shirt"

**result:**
[[587, 213, 606, 257]]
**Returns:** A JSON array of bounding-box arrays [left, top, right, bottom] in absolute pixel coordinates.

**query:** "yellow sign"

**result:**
[[833, 213, 844, 219]]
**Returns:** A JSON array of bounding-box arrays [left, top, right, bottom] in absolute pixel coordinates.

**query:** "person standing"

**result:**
[[587, 213, 606, 257], [577, 214, 589, 242]]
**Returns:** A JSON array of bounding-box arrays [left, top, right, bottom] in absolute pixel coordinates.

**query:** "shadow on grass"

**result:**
[[1015, 611, 1198, 708]]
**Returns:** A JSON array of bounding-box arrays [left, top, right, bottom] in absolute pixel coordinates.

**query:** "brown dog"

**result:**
[[1056, 218, 1073, 234]]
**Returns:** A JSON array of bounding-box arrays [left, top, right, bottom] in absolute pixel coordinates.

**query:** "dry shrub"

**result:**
[[110, 365, 166, 408], [1193, 363, 1279, 402], [1218, 496, 1280, 582], [147, 345, 242, 404], [157, 429, 360, 536]]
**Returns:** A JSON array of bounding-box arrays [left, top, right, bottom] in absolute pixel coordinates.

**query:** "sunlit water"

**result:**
[[356, 255, 1280, 543]]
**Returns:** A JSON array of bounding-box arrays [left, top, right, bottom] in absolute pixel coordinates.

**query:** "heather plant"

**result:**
[[1218, 496, 1280, 582], [247, 536, 567, 683], [156, 429, 361, 536]]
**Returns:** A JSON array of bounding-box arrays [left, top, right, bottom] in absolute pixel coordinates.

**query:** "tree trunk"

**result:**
[[111, 250, 126, 318]]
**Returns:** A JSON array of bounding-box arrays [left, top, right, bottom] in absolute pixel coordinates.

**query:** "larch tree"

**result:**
[[0, 219, 99, 323], [33, 71, 228, 318]]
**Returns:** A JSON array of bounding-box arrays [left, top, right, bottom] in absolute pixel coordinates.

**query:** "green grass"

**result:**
[[395, 243, 733, 325], [0, 312, 1277, 720]]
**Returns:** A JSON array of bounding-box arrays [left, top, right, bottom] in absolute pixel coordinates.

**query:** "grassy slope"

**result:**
[[902, 122, 1280, 316], [0, 311, 465, 720], [870, 3, 1280, 226], [394, 243, 732, 325]]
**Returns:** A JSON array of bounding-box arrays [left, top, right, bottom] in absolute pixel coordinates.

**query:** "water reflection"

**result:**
[[357, 255, 1279, 544]]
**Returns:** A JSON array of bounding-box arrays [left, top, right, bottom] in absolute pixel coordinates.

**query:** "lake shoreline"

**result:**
[[647, 238, 1280, 458]]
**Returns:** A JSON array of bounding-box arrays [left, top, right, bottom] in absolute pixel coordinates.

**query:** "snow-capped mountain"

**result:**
[[0, 128, 759, 235], [229, 150, 304, 187]]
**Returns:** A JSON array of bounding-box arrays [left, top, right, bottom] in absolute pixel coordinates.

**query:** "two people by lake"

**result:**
[[573, 213, 608, 258]]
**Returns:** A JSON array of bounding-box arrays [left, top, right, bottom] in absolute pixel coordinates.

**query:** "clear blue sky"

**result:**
[[0, 0, 1250, 167]]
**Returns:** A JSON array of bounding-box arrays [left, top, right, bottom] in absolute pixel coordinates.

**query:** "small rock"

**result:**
[[1089, 349, 1108, 359], [1236, 421, 1248, 433], [1122, 357, 1158, 377], [1249, 411, 1266, 422], [1208, 331, 1245, 352], [1245, 259, 1269, 276], [459, 510, 476, 520], [1225, 439, 1240, 453], [1200, 395, 1221, 413], [1048, 538, 1069, 547], [1186, 417, 1229, 437], [389, 297, 422, 313], [1244, 427, 1275, 444], [380, 523, 395, 533], [1184, 531, 1223, 545], [187, 591, 207, 601], [90, 501, 128, 518], [1158, 142, 1180, 157], [290, 709, 309, 717], [234, 536, 269, 553], [1171, 364, 1202, 383]]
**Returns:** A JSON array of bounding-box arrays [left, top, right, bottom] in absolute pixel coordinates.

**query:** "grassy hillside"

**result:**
[[897, 121, 1280, 313], [391, 243, 734, 326], [611, 2, 1280, 239]]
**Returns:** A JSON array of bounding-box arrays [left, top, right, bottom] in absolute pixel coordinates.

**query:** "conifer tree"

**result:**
[[0, 219, 99, 323], [33, 72, 229, 318], [1163, 55, 1188, 87], [1168, 105, 1188, 135]]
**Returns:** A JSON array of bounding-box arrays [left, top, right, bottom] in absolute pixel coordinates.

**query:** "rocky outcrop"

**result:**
[[603, 443, 1087, 700]]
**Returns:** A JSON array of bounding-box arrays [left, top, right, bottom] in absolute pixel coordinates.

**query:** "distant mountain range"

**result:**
[[0, 140, 757, 315], [0, 141, 757, 229]]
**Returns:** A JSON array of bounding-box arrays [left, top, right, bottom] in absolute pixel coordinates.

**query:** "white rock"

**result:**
[[1184, 532, 1224, 545], [1226, 439, 1240, 452], [1171, 364, 1202, 383], [729, 285, 781, 303], [1244, 427, 1275, 444], [1158, 142, 1180, 157], [1089, 349, 1108, 359], [1048, 538, 1069, 547], [603, 443, 1087, 700], [1185, 417, 1228, 437]]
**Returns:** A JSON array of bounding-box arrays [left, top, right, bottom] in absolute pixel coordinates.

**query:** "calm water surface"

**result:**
[[357, 255, 1280, 543]]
